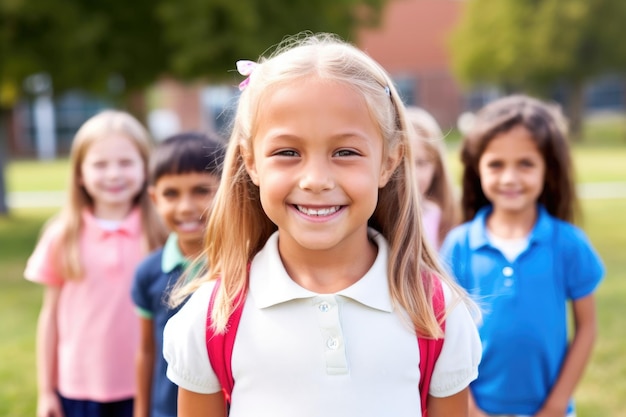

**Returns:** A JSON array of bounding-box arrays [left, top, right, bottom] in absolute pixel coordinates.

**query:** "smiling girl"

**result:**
[[25, 110, 166, 417], [441, 95, 604, 417], [162, 33, 481, 417]]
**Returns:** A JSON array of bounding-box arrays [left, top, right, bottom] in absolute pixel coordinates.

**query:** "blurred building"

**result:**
[[357, 0, 466, 129]]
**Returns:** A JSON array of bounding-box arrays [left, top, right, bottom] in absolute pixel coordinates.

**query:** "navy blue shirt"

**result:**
[[441, 205, 604, 415], [131, 234, 187, 417]]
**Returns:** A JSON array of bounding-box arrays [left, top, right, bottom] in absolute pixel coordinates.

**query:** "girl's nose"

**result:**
[[500, 166, 519, 183], [298, 158, 334, 192], [106, 164, 122, 178]]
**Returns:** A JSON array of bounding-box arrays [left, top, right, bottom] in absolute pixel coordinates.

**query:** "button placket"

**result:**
[[502, 266, 514, 288], [315, 295, 348, 375]]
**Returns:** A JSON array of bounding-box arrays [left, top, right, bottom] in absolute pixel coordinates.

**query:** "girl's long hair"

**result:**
[[172, 33, 475, 337], [405, 106, 459, 245], [460, 94, 578, 223], [45, 110, 167, 280]]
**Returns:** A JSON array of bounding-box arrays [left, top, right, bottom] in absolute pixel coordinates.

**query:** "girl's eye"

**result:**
[[520, 159, 535, 167], [274, 149, 299, 157], [163, 190, 178, 198], [93, 161, 107, 169], [487, 161, 503, 169], [120, 159, 134, 167], [334, 149, 358, 157]]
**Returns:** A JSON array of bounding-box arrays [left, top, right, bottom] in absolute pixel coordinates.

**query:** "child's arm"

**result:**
[[427, 387, 469, 417], [536, 294, 598, 417], [467, 390, 489, 417], [134, 317, 155, 417], [35, 286, 63, 417], [178, 388, 226, 417]]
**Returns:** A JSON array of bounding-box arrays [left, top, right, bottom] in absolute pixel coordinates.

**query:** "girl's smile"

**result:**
[[244, 76, 398, 262], [478, 124, 546, 222], [80, 134, 145, 220]]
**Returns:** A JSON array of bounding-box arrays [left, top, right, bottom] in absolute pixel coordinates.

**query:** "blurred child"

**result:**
[[24, 110, 167, 417], [406, 106, 458, 249], [162, 32, 481, 417], [441, 94, 604, 417], [131, 132, 225, 417]]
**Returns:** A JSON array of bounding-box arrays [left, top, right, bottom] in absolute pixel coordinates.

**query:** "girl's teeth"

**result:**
[[296, 206, 340, 216]]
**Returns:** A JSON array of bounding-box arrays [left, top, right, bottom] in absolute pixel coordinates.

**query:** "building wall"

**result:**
[[358, 0, 467, 129]]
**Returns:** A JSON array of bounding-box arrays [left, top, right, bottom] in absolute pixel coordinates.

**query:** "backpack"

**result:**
[[206, 273, 445, 417]]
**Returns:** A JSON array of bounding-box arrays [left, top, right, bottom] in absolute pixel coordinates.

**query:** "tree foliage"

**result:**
[[451, 0, 626, 89], [449, 0, 626, 137], [1, 0, 386, 104], [157, 0, 384, 81]]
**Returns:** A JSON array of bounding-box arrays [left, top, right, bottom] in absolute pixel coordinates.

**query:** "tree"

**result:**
[[450, 0, 626, 139], [0, 0, 387, 215], [156, 0, 384, 80]]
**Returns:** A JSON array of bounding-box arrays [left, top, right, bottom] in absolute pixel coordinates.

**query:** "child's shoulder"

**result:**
[[442, 220, 473, 245], [542, 213, 592, 246], [135, 246, 166, 276]]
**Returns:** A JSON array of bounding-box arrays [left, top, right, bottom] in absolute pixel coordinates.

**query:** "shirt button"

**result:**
[[502, 266, 514, 277], [319, 302, 330, 313], [326, 337, 339, 350], [504, 278, 514, 287]]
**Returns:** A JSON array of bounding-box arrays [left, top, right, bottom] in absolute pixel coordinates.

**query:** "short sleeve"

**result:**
[[24, 221, 64, 286], [429, 282, 482, 397], [163, 281, 222, 394], [130, 252, 160, 318], [563, 226, 605, 300]]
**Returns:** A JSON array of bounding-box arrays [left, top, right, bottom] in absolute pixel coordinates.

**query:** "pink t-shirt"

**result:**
[[421, 200, 442, 250], [24, 208, 145, 402]]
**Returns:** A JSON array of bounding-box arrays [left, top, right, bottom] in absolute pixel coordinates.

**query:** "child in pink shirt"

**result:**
[[406, 107, 459, 249], [24, 110, 167, 417]]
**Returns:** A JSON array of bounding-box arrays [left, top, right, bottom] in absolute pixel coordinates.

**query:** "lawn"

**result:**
[[1, 139, 626, 416]]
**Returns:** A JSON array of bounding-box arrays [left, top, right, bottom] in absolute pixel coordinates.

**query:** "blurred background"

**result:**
[[1, 0, 625, 415]]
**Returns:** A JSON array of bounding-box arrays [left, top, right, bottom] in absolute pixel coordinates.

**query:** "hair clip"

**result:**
[[384, 86, 391, 97], [236, 60, 257, 91]]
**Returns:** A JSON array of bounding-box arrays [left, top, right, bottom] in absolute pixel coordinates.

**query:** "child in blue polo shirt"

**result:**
[[131, 131, 225, 417], [441, 94, 604, 417]]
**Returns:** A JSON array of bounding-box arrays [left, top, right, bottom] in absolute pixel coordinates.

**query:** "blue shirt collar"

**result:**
[[468, 204, 554, 250]]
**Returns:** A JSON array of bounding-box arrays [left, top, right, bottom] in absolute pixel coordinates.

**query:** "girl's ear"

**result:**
[[379, 143, 403, 188], [241, 143, 259, 186], [148, 185, 157, 204]]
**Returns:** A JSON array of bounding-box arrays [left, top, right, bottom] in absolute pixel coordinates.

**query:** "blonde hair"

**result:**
[[174, 33, 474, 337], [405, 106, 460, 244], [45, 110, 167, 280]]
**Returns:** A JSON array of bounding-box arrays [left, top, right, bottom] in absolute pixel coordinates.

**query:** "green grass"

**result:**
[[6, 159, 69, 192], [0, 207, 57, 417]]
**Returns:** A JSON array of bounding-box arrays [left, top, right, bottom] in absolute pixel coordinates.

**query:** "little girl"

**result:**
[[24, 110, 167, 417], [441, 95, 604, 417], [406, 106, 458, 249], [163, 33, 481, 417]]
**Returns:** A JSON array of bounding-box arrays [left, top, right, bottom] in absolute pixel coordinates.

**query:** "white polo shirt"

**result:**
[[164, 230, 481, 417]]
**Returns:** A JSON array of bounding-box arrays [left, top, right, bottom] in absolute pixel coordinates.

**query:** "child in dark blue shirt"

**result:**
[[131, 131, 225, 417]]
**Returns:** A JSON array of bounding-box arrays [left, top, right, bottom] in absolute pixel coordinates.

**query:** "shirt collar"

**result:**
[[249, 228, 393, 313], [468, 204, 553, 250], [82, 207, 142, 238], [162, 233, 188, 273]]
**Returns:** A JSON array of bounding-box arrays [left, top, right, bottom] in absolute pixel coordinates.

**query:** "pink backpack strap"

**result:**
[[206, 278, 245, 403], [418, 273, 446, 417]]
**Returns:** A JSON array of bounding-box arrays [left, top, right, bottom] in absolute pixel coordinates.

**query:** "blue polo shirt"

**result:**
[[440, 205, 604, 415], [131, 234, 189, 417]]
